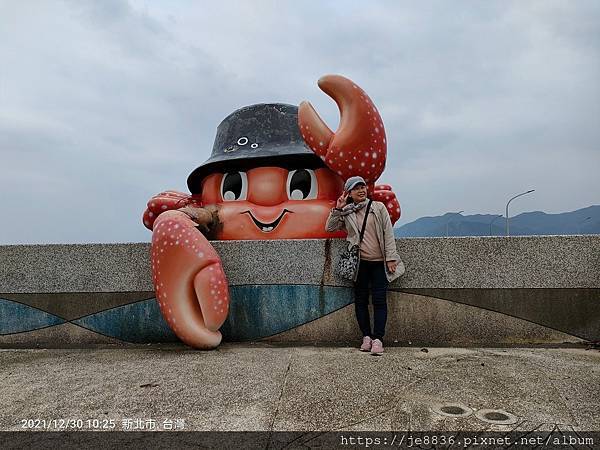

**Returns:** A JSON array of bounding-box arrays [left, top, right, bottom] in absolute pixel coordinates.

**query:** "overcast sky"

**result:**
[[1, 0, 599, 244]]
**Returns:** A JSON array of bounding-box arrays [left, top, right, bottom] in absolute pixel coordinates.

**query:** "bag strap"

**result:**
[[358, 200, 373, 244]]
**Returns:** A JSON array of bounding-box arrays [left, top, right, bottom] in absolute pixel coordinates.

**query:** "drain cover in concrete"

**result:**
[[431, 403, 473, 418], [475, 409, 518, 425]]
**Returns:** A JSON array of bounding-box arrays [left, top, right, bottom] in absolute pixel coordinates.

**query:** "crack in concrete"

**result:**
[[270, 360, 432, 448], [266, 350, 294, 447], [268, 349, 591, 436], [329, 361, 432, 431], [509, 422, 558, 444], [514, 351, 580, 428]]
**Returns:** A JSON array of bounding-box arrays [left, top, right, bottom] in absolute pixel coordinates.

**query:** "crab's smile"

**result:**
[[242, 209, 291, 233]]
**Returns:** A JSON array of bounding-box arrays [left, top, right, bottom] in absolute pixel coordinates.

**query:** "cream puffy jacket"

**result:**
[[325, 200, 405, 282]]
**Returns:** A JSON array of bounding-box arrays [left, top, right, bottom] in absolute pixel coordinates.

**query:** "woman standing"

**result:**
[[326, 176, 404, 355]]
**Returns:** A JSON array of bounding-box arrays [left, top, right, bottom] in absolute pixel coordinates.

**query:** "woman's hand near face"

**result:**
[[336, 191, 349, 209]]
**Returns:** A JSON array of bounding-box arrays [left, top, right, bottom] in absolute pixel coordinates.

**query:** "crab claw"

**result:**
[[299, 74, 387, 185], [151, 210, 229, 349], [142, 190, 203, 230], [371, 184, 401, 225]]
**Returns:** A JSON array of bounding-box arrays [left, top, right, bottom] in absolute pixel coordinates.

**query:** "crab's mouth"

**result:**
[[242, 209, 291, 233]]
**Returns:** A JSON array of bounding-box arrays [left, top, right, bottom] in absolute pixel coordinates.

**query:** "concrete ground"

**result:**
[[1, 344, 599, 432]]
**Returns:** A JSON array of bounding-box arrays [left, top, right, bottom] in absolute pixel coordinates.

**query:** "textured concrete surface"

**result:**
[[0, 322, 125, 347], [1, 236, 598, 293], [1, 345, 598, 432], [264, 293, 587, 345], [1, 292, 154, 320], [0, 243, 151, 293], [0, 291, 590, 347], [1, 236, 598, 347]]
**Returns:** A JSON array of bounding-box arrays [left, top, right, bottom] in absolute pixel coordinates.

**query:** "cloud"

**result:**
[[0, 0, 598, 243]]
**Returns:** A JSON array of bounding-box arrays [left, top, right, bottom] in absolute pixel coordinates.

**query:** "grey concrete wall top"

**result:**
[[0, 236, 598, 293]]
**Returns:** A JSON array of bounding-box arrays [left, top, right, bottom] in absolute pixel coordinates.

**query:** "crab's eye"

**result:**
[[287, 169, 317, 200], [221, 172, 248, 201]]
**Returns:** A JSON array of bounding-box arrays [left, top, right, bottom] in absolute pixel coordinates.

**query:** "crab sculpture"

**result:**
[[142, 75, 401, 349]]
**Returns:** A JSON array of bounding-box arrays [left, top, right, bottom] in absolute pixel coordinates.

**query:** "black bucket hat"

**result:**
[[187, 103, 325, 194]]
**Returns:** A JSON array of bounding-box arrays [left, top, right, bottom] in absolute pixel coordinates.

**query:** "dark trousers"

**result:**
[[354, 260, 389, 342]]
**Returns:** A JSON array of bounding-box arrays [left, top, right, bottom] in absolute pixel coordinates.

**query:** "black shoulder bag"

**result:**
[[336, 200, 372, 281]]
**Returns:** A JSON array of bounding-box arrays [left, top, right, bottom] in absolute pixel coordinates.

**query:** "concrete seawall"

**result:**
[[0, 236, 598, 347]]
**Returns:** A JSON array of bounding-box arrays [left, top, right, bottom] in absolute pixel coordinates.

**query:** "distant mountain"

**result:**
[[394, 205, 600, 237]]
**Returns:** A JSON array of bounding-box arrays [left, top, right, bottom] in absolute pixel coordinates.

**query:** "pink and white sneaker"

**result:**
[[371, 339, 384, 356], [360, 336, 372, 352]]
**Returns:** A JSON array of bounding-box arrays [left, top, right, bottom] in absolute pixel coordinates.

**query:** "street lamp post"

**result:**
[[446, 211, 464, 237], [578, 216, 591, 234], [505, 190, 535, 236], [489, 214, 503, 236]]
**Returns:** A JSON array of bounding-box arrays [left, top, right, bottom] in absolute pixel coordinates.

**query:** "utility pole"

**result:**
[[506, 190, 535, 236]]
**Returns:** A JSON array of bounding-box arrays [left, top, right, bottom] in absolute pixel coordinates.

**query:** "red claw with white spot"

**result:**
[[142, 190, 203, 231], [151, 210, 229, 349], [299, 74, 387, 185], [299, 74, 401, 225], [371, 184, 401, 225]]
